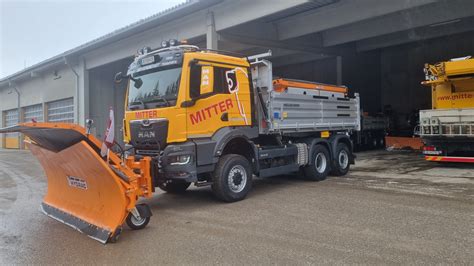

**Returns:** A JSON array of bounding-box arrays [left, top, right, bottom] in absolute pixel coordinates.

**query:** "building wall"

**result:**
[[273, 52, 381, 114], [88, 58, 131, 145], [273, 30, 474, 134], [380, 30, 474, 132], [0, 65, 76, 148], [273, 57, 337, 85]]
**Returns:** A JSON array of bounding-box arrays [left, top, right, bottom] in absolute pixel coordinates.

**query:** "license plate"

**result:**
[[140, 56, 155, 65]]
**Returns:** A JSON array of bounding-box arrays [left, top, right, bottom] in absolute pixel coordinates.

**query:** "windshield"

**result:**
[[127, 67, 182, 110]]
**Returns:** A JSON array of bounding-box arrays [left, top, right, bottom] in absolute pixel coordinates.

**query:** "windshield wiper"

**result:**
[[129, 100, 146, 110], [144, 97, 171, 107]]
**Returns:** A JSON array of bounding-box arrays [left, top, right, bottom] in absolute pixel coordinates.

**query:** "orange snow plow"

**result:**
[[0, 122, 153, 243]]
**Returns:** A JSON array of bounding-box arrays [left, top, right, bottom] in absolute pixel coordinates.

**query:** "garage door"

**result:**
[[24, 104, 44, 122], [47, 98, 74, 123], [4, 109, 19, 149]]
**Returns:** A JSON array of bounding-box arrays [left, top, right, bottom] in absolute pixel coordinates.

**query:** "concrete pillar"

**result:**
[[206, 11, 218, 50], [336, 56, 342, 85]]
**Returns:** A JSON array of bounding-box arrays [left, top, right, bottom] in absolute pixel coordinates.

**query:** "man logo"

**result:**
[[138, 131, 155, 138]]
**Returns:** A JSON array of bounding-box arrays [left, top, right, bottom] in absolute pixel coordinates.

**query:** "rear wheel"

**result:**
[[330, 143, 351, 176], [303, 144, 330, 181], [158, 180, 191, 194], [212, 154, 252, 202]]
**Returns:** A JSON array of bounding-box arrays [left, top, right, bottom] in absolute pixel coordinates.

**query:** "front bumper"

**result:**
[[159, 141, 197, 183]]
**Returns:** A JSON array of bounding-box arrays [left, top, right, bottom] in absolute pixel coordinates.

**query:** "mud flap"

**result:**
[[0, 123, 146, 244]]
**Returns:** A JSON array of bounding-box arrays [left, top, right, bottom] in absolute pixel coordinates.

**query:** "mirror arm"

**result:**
[[181, 99, 196, 107]]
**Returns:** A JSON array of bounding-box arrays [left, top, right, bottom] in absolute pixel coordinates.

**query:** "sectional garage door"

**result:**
[[24, 104, 44, 122], [4, 109, 19, 149], [47, 98, 74, 123]]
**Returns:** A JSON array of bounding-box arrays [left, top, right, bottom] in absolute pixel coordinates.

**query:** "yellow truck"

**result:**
[[420, 56, 474, 162], [1, 41, 361, 243]]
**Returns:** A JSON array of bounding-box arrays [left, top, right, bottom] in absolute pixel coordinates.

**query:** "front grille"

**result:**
[[130, 119, 169, 150]]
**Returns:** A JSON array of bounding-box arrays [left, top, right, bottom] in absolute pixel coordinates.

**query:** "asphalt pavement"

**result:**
[[0, 149, 473, 264]]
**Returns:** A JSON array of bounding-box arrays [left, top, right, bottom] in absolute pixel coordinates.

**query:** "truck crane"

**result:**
[[420, 56, 474, 162]]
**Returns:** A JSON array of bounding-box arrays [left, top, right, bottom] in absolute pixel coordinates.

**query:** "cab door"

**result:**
[[185, 61, 252, 138]]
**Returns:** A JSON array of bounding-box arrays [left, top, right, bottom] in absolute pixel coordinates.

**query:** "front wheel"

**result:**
[[126, 213, 150, 230], [330, 142, 351, 176], [303, 144, 330, 181], [212, 154, 252, 202], [126, 204, 151, 230]]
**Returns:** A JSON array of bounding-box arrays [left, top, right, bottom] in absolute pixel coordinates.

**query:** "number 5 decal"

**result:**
[[225, 67, 248, 125]]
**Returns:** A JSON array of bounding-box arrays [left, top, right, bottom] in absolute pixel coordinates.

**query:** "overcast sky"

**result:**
[[0, 0, 185, 78]]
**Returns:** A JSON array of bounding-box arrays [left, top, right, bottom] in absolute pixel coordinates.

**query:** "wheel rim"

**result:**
[[315, 153, 327, 173], [227, 165, 247, 193], [338, 150, 349, 169], [131, 215, 147, 226]]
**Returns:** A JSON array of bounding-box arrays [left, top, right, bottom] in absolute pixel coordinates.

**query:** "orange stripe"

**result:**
[[273, 78, 348, 93]]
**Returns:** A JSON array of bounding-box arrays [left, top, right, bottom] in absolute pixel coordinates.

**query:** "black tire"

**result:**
[[108, 227, 122, 243], [211, 154, 252, 202], [330, 142, 351, 176], [158, 180, 191, 194], [126, 212, 150, 230], [303, 144, 330, 181]]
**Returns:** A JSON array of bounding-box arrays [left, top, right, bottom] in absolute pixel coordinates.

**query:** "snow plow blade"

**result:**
[[0, 123, 153, 243]]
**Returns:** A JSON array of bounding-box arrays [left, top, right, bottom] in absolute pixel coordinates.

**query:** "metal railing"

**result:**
[[420, 122, 474, 136]]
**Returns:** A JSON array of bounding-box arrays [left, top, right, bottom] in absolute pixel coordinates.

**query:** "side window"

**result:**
[[214, 67, 234, 94], [189, 64, 240, 98], [189, 65, 201, 98]]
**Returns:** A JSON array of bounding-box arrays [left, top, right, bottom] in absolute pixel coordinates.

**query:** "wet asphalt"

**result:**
[[0, 149, 473, 264]]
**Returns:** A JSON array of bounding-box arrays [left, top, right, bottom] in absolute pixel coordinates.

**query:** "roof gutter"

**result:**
[[0, 58, 65, 89]]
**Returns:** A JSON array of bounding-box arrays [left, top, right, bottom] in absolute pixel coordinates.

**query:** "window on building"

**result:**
[[24, 104, 44, 123], [4, 109, 19, 139], [47, 98, 74, 123]]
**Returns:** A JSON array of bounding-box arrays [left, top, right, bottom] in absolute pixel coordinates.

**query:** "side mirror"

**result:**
[[114, 72, 124, 84], [133, 78, 143, 89]]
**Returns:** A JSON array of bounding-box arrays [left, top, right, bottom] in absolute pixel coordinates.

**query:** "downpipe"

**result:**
[[64, 57, 80, 124]]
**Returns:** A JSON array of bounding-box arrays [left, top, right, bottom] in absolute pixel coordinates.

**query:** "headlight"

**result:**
[[169, 155, 191, 165]]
